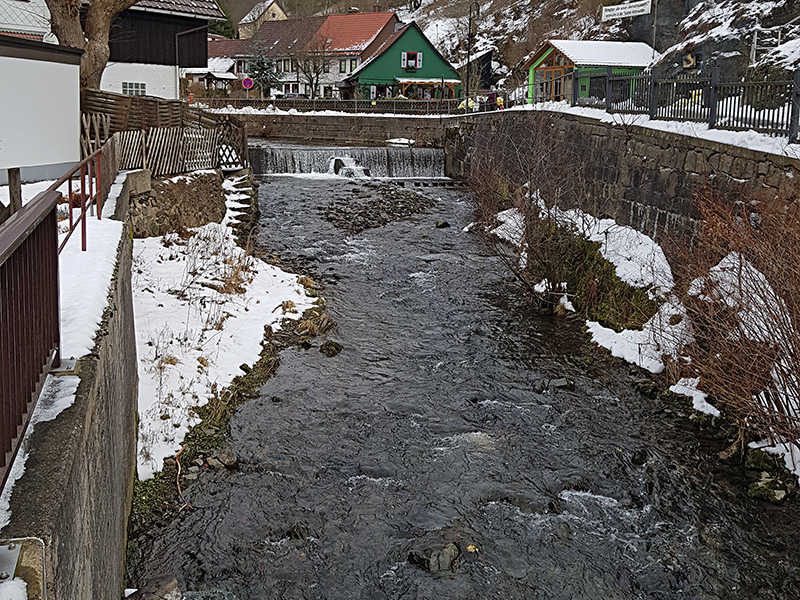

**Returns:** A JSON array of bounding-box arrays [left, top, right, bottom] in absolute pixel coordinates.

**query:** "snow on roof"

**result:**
[[547, 40, 655, 67], [453, 47, 493, 70], [185, 56, 236, 74], [396, 77, 460, 84], [241, 1, 275, 24], [134, 0, 225, 20], [313, 12, 396, 53]]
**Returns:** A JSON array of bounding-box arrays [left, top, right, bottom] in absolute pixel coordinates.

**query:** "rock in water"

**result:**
[[128, 576, 181, 600], [217, 448, 238, 469], [320, 340, 343, 357], [408, 542, 463, 572], [435, 220, 450, 228]]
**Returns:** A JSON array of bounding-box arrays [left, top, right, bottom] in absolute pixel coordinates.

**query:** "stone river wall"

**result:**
[[444, 110, 800, 241]]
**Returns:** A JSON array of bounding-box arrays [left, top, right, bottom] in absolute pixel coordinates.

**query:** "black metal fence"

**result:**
[[532, 66, 800, 141], [199, 96, 465, 116]]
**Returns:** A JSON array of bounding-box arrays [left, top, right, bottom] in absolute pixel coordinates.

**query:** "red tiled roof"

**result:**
[[133, 0, 225, 20], [0, 30, 44, 41], [313, 12, 396, 54]]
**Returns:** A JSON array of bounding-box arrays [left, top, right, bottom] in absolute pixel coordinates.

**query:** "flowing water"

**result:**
[[248, 142, 445, 178], [130, 148, 800, 599]]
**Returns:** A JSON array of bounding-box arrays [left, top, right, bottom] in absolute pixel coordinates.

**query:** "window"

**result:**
[[122, 82, 146, 96], [350, 58, 358, 72], [339, 59, 347, 73], [323, 62, 330, 73], [401, 52, 422, 70], [283, 58, 291, 72]]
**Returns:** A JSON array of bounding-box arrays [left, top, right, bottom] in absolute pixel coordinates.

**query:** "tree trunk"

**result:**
[[46, 0, 138, 90]]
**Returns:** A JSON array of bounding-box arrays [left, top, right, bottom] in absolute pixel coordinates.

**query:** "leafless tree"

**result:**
[[46, 0, 139, 89], [296, 39, 332, 98]]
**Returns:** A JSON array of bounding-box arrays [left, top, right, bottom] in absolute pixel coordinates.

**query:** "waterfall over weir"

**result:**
[[249, 143, 446, 178]]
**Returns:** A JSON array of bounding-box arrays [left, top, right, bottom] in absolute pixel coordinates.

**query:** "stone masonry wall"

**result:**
[[445, 111, 800, 241], [237, 113, 450, 147], [129, 170, 226, 237]]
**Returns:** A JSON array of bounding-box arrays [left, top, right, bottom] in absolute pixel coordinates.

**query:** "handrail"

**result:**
[[0, 190, 61, 265]]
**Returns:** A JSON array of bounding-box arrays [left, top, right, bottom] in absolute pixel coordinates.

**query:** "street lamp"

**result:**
[[466, 1, 480, 102]]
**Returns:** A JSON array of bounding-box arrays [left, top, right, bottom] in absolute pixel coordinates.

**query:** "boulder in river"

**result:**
[[408, 542, 463, 572], [320, 340, 343, 357]]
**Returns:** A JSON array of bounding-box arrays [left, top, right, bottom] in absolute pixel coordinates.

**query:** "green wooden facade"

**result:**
[[344, 22, 461, 99]]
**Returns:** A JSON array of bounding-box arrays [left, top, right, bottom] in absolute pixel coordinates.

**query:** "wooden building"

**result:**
[[522, 40, 654, 103], [102, 0, 225, 99], [342, 21, 460, 100]]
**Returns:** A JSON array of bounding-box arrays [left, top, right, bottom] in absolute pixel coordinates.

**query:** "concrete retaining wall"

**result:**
[[237, 113, 450, 147], [444, 110, 800, 241], [4, 183, 138, 599]]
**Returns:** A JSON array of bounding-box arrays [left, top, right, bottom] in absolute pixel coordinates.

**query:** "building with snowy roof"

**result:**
[[342, 21, 460, 100], [238, 0, 288, 40], [522, 39, 655, 103]]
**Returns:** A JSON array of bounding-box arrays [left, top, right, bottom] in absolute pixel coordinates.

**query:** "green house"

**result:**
[[521, 40, 654, 103], [341, 21, 461, 100]]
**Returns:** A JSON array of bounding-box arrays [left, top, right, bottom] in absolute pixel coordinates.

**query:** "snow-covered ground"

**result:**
[[132, 174, 317, 478]]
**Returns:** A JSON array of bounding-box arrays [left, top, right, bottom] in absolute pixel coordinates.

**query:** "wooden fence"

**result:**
[[116, 127, 223, 177], [80, 89, 247, 172]]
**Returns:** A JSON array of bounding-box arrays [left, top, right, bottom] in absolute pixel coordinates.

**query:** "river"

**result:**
[[129, 147, 800, 599]]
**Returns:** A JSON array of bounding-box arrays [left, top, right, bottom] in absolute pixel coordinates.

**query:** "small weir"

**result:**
[[249, 142, 446, 178]]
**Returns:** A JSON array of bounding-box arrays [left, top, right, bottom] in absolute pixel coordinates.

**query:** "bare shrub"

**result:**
[[673, 183, 800, 449], [465, 113, 657, 328]]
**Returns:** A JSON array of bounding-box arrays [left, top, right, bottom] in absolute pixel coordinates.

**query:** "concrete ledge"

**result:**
[[3, 182, 138, 599]]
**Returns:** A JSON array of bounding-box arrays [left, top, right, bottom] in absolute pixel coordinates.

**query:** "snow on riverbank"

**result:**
[[133, 175, 316, 479]]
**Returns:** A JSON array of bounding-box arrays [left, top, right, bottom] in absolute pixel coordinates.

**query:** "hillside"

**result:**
[[217, 0, 800, 83], [396, 0, 800, 84]]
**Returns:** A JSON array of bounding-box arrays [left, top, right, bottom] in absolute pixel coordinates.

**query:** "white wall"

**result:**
[[0, 55, 79, 172], [101, 62, 179, 100]]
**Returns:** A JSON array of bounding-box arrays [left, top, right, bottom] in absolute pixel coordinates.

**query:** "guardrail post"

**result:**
[[572, 69, 580, 106], [7, 168, 21, 215], [708, 66, 720, 129], [605, 66, 613, 111], [791, 69, 800, 143], [649, 66, 659, 119]]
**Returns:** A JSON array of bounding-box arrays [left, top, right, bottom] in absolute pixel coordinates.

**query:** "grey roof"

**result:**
[[133, 0, 225, 20]]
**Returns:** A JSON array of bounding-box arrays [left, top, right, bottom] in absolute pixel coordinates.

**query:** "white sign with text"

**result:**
[[601, 0, 652, 21]]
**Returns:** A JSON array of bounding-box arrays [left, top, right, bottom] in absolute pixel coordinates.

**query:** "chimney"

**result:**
[[373, 2, 381, 11]]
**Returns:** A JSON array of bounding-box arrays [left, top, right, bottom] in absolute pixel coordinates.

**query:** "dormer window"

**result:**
[[401, 51, 422, 70]]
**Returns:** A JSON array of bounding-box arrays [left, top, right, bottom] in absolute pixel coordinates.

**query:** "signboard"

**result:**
[[242, 77, 254, 89], [601, 0, 651, 21]]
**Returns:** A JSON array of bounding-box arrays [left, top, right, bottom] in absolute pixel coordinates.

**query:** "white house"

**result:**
[[0, 35, 81, 184]]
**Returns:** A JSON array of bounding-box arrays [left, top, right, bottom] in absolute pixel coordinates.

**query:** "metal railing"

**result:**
[[521, 66, 800, 142], [199, 96, 466, 116], [192, 66, 800, 142], [0, 189, 61, 490], [0, 136, 118, 491]]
